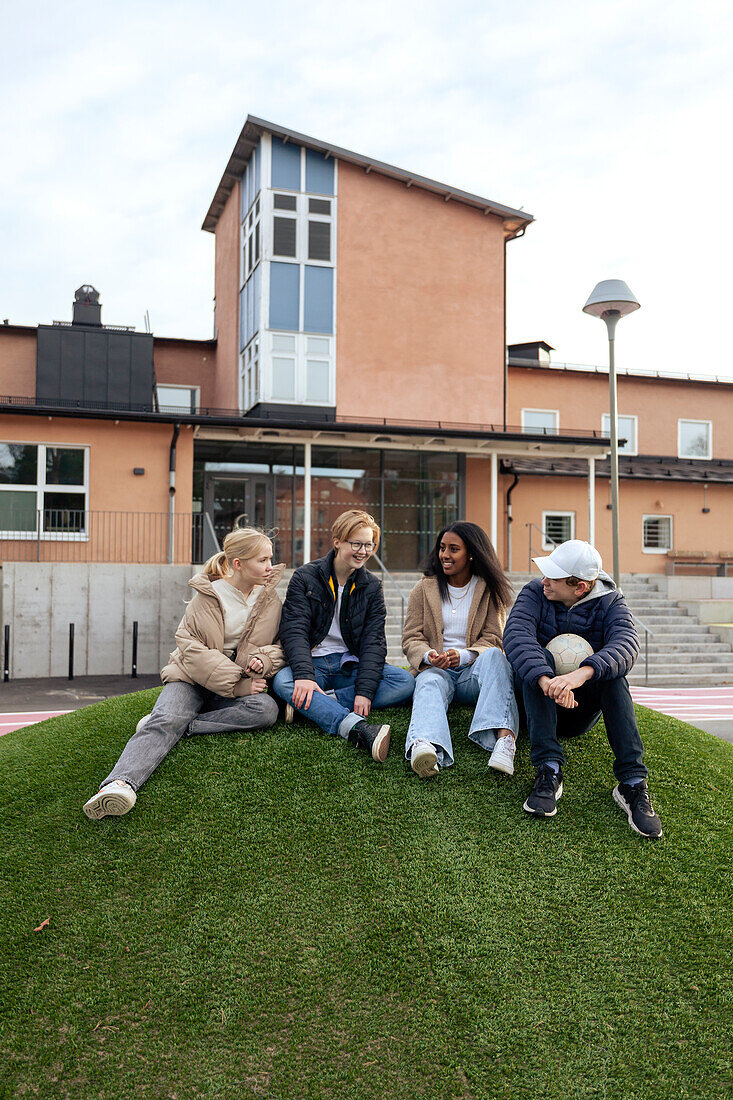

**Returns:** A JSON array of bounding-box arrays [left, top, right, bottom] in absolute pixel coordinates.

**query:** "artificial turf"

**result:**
[[0, 690, 731, 1099]]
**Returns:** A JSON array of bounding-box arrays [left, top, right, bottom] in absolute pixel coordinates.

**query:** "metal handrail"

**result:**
[[526, 522, 561, 570], [372, 550, 409, 630], [631, 615, 654, 686]]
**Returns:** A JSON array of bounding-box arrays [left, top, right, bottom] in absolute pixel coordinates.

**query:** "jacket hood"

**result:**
[[570, 570, 617, 607], [188, 561, 286, 598]]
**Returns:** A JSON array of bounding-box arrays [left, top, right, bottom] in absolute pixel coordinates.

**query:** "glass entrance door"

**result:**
[[203, 475, 274, 549]]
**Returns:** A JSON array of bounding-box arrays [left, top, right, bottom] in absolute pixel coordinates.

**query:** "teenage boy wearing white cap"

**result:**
[[503, 540, 662, 838]]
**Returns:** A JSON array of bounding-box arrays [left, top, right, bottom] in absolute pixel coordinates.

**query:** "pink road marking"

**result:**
[[0, 711, 72, 736]]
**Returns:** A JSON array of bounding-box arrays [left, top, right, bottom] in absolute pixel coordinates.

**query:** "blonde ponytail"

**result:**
[[202, 521, 272, 579]]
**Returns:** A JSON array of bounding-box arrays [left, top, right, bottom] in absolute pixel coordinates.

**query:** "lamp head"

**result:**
[[582, 279, 640, 319]]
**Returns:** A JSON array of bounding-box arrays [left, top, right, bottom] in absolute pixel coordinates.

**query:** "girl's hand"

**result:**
[[425, 650, 440, 666], [442, 649, 460, 669], [250, 678, 268, 694], [246, 656, 264, 674]]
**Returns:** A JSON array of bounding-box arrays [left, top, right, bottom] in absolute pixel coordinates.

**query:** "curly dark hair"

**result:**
[[421, 521, 512, 610]]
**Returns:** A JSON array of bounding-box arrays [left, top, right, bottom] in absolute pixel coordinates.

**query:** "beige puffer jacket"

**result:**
[[402, 574, 506, 675], [161, 563, 286, 697]]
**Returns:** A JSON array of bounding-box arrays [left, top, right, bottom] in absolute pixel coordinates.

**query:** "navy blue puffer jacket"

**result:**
[[503, 575, 639, 686]]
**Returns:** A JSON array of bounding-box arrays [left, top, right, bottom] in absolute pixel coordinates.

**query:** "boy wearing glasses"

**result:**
[[273, 510, 414, 761]]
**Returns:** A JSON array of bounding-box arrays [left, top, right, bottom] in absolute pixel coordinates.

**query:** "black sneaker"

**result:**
[[613, 781, 663, 839], [523, 764, 564, 817], [347, 719, 391, 762]]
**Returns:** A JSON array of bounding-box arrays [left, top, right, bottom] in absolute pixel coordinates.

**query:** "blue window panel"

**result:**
[[271, 137, 301, 191], [252, 264, 261, 336], [304, 266, 333, 334], [269, 262, 300, 331], [239, 287, 247, 351], [305, 149, 334, 195]]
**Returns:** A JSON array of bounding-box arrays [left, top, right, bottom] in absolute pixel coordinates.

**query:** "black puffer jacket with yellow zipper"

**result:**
[[278, 549, 387, 700]]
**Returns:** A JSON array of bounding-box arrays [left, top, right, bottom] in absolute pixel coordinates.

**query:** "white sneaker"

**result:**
[[135, 713, 152, 734], [83, 780, 137, 820], [410, 740, 440, 779], [488, 734, 516, 775], [284, 703, 295, 725]]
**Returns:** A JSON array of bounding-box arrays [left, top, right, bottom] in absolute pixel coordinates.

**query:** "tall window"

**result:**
[[522, 409, 558, 434], [0, 443, 88, 536], [602, 413, 637, 455], [643, 515, 673, 552], [678, 419, 711, 459]]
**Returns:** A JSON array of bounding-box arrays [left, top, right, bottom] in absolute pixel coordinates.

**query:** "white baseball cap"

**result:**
[[532, 539, 602, 581]]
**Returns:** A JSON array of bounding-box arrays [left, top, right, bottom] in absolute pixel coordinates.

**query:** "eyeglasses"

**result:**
[[346, 541, 375, 553]]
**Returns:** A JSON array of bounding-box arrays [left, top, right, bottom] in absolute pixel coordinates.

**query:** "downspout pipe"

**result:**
[[168, 423, 180, 564], [505, 468, 519, 573]]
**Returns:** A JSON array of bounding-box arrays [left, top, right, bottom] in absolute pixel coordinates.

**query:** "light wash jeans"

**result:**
[[272, 653, 415, 738], [102, 681, 279, 792], [405, 647, 518, 768]]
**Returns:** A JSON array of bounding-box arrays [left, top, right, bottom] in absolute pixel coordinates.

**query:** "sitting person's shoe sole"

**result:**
[[284, 703, 295, 725], [613, 782, 663, 839], [411, 742, 440, 778], [83, 781, 137, 820], [370, 724, 391, 762]]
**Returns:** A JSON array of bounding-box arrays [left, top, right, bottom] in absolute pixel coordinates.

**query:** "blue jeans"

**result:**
[[513, 648, 648, 782], [405, 647, 518, 768], [272, 654, 415, 737]]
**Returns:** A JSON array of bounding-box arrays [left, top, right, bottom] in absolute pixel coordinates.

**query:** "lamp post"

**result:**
[[582, 279, 640, 586]]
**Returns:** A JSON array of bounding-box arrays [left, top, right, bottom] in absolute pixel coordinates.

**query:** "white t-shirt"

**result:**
[[311, 583, 347, 657], [212, 579, 262, 656], [424, 575, 478, 668]]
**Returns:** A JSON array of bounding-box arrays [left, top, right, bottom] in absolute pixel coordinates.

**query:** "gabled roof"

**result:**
[[202, 116, 534, 238]]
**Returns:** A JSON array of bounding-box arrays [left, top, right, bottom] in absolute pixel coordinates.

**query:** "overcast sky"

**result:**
[[2, 0, 731, 377]]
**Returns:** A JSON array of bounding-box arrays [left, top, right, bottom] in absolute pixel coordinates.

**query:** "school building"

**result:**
[[1, 117, 731, 674]]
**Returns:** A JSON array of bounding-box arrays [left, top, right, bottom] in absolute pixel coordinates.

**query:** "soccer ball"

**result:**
[[546, 633, 594, 675]]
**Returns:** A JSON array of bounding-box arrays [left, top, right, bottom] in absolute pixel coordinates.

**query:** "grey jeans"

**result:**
[[102, 681, 279, 792]]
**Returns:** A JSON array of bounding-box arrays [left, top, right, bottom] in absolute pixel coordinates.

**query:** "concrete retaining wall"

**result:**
[[0, 563, 194, 678]]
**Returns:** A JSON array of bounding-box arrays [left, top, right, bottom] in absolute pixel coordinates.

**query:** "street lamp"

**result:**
[[582, 279, 640, 586]]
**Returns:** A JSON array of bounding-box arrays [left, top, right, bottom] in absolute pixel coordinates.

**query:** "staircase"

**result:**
[[507, 572, 733, 687], [277, 570, 733, 686]]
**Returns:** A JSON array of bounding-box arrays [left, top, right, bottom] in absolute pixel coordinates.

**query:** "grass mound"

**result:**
[[1, 690, 732, 1099]]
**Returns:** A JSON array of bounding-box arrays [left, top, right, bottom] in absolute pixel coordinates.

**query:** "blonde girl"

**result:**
[[83, 525, 285, 819]]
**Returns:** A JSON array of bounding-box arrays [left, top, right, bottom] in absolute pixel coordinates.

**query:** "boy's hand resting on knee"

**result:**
[[292, 679, 324, 709], [538, 666, 594, 709]]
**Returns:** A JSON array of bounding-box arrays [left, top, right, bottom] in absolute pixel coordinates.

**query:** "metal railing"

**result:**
[[526, 522, 561, 570], [372, 550, 409, 630], [632, 616, 653, 686], [0, 511, 207, 564]]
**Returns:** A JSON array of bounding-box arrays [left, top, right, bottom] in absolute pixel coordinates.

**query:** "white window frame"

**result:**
[[0, 442, 90, 540], [240, 195, 261, 287], [257, 332, 335, 407], [542, 511, 575, 550], [642, 514, 673, 554], [156, 384, 200, 413], [522, 408, 559, 434], [601, 413, 638, 455], [678, 419, 712, 460], [240, 337, 261, 412]]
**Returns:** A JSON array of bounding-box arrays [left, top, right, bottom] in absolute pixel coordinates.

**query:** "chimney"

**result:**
[[72, 285, 102, 326]]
